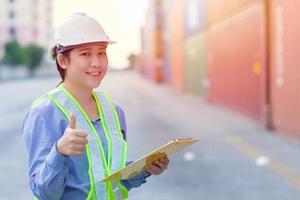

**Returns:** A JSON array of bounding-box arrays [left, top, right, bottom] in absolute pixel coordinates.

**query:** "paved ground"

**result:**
[[1, 70, 300, 200]]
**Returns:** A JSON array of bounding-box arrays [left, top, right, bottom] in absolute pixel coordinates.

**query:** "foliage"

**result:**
[[2, 40, 28, 67], [24, 44, 45, 72]]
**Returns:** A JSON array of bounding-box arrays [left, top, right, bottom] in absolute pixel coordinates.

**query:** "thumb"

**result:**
[[68, 113, 76, 129]]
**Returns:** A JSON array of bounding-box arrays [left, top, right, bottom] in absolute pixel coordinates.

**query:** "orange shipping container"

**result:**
[[139, 27, 146, 74], [207, 0, 257, 25], [142, 11, 154, 79], [269, 0, 300, 138], [207, 2, 267, 122], [168, 0, 185, 91], [142, 0, 164, 82]]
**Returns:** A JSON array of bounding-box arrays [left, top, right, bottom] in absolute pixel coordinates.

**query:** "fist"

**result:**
[[57, 113, 88, 156]]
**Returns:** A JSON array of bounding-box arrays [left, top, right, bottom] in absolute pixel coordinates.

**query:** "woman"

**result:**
[[22, 13, 169, 200]]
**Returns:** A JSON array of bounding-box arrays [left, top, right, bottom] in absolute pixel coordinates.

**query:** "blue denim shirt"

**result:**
[[22, 97, 150, 200]]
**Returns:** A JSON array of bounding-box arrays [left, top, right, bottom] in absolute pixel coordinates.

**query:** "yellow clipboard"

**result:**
[[101, 138, 198, 183]]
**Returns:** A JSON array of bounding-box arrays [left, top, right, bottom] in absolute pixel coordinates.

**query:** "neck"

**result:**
[[62, 81, 94, 106]]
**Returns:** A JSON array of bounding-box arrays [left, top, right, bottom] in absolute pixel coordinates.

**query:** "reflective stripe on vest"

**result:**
[[32, 85, 128, 200]]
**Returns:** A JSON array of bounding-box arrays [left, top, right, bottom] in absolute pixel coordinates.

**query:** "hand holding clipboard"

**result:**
[[101, 138, 198, 183]]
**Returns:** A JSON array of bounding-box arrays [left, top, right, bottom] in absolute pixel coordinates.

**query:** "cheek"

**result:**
[[103, 64, 108, 76], [101, 56, 108, 66], [103, 63, 108, 71], [65, 63, 85, 78], [69, 58, 88, 71], [65, 66, 76, 78], [100, 57, 108, 71]]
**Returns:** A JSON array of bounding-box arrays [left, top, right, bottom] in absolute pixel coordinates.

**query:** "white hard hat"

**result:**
[[53, 12, 115, 47]]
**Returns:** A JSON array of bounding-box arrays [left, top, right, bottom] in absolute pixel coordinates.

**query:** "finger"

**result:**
[[154, 160, 167, 170], [74, 137, 88, 145], [72, 150, 85, 156], [74, 130, 88, 138], [69, 113, 76, 129], [160, 158, 170, 165], [72, 144, 86, 152], [146, 168, 156, 175], [149, 163, 162, 172], [147, 165, 162, 175]]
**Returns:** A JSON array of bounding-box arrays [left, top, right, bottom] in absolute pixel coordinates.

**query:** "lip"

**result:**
[[86, 71, 102, 76]]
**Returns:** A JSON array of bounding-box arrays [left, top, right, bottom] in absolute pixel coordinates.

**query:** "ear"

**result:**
[[57, 54, 69, 69]]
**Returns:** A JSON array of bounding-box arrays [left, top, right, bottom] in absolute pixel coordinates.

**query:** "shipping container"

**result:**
[[138, 27, 146, 74], [184, 31, 208, 96], [142, 0, 164, 82], [152, 28, 164, 83], [161, 0, 173, 82], [169, 0, 185, 91], [207, 2, 267, 122], [269, 0, 300, 138], [184, 0, 207, 37], [142, 13, 154, 80], [134, 53, 145, 72], [207, 0, 257, 25], [162, 36, 171, 82], [141, 8, 153, 79], [153, 0, 164, 82]]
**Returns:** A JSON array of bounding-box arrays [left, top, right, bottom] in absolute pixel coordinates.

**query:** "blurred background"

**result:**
[[1, 0, 300, 199]]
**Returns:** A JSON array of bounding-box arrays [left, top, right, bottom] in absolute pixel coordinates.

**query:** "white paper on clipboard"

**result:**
[[101, 138, 198, 183]]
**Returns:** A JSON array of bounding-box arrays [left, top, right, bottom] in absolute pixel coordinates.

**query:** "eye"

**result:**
[[99, 51, 107, 56], [80, 52, 90, 56]]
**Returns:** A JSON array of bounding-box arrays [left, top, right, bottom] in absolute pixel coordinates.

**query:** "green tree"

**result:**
[[2, 40, 28, 67], [25, 44, 44, 75]]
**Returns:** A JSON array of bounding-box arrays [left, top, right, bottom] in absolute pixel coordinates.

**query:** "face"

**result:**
[[59, 42, 108, 90]]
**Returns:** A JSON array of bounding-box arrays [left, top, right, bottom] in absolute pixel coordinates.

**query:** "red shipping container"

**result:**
[[169, 0, 185, 91], [207, 0, 257, 25], [269, 0, 300, 138], [207, 2, 267, 122]]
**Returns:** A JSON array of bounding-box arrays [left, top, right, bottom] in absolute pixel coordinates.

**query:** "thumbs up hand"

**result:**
[[56, 113, 88, 156]]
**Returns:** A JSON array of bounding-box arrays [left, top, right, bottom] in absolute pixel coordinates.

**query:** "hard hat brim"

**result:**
[[59, 39, 116, 47], [49, 41, 116, 60]]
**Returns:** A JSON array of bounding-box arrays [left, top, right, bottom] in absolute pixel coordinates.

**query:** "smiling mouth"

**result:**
[[86, 72, 101, 76]]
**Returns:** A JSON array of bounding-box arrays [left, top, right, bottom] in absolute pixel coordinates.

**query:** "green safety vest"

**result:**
[[32, 84, 128, 200]]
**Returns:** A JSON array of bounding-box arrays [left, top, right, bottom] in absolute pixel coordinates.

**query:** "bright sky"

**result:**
[[53, 0, 149, 68]]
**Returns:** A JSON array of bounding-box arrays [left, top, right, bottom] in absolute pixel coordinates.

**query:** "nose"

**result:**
[[91, 55, 107, 68]]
